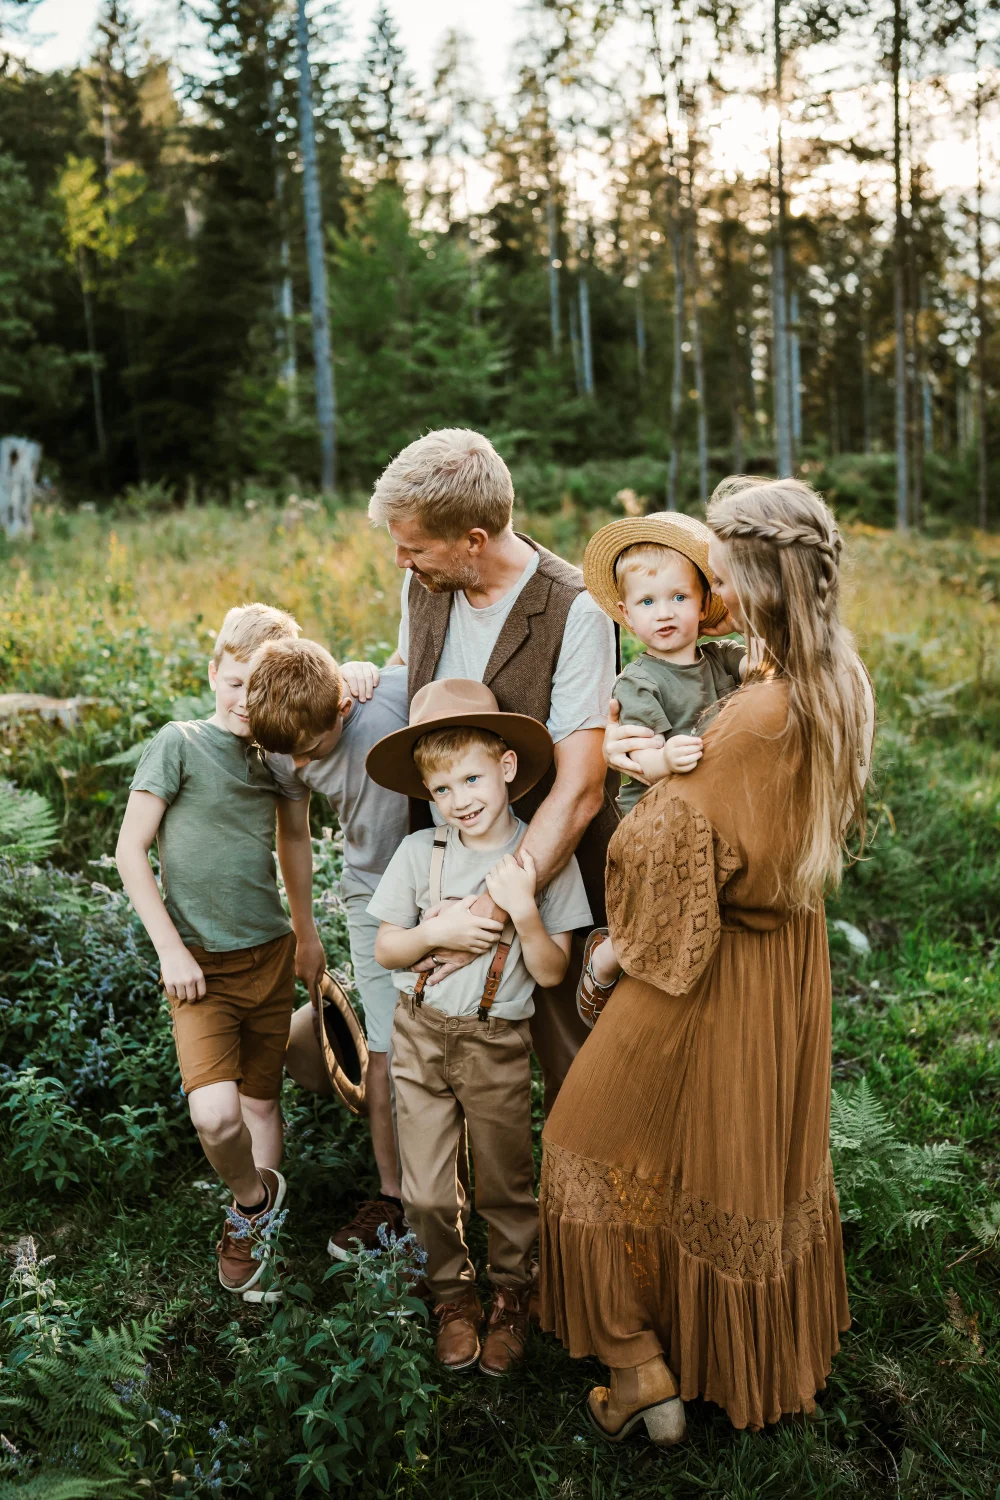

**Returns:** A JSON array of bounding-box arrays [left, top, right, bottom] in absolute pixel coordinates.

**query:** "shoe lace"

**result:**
[[489, 1290, 527, 1331], [435, 1298, 478, 1326], [343, 1198, 397, 1235]]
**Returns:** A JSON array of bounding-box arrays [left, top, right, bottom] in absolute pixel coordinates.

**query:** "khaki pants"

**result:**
[[530, 930, 591, 1116], [391, 996, 537, 1303]]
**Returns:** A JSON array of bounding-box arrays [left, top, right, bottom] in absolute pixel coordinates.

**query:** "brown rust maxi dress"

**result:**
[[539, 679, 851, 1431]]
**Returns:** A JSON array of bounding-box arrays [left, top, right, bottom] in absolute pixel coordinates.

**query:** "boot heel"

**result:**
[[642, 1397, 686, 1448]]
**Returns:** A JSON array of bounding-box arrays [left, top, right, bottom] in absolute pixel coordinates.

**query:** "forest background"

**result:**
[[0, 0, 999, 525]]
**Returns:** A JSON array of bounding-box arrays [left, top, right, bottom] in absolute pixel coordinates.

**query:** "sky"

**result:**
[[7, 0, 524, 97]]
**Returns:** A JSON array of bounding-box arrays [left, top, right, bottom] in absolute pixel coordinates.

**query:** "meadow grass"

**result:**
[[1, 501, 999, 1499]]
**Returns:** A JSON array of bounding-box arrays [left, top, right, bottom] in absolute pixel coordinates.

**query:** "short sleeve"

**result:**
[[264, 752, 307, 801], [605, 791, 740, 995], [546, 593, 617, 741], [709, 638, 746, 686], [537, 855, 593, 937], [130, 725, 184, 805], [366, 836, 421, 929], [613, 665, 674, 736]]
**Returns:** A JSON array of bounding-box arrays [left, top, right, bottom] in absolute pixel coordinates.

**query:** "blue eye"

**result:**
[[640, 596, 654, 607], [673, 593, 686, 603], [466, 775, 479, 785]]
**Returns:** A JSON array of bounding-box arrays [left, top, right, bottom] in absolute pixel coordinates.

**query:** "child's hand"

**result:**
[[664, 734, 703, 774], [294, 926, 326, 1001], [485, 850, 537, 921], [340, 660, 380, 702], [160, 943, 206, 1002], [429, 895, 504, 956]]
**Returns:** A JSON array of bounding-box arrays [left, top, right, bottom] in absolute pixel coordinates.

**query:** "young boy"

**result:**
[[364, 679, 593, 1376], [582, 510, 746, 813], [244, 637, 411, 1257], [115, 603, 324, 1300]]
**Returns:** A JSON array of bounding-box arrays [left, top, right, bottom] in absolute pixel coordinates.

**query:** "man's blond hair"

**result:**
[[368, 429, 515, 540], [246, 638, 344, 755], [412, 725, 508, 783], [212, 602, 300, 666]]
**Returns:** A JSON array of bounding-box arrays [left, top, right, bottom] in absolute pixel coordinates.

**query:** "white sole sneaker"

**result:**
[[218, 1168, 288, 1295]]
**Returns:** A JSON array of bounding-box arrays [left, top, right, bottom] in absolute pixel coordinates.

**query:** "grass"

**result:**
[[1, 497, 999, 1498]]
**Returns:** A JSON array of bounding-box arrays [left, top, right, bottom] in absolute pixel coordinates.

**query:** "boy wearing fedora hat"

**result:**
[[583, 511, 746, 814], [365, 679, 593, 1375]]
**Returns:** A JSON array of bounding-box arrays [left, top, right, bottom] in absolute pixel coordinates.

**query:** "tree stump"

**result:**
[[0, 437, 41, 539]]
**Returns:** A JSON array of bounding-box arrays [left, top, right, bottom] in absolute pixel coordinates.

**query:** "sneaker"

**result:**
[[216, 1167, 286, 1296], [327, 1196, 407, 1261]]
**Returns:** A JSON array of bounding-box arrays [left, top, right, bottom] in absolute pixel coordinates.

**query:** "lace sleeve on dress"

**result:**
[[605, 793, 740, 995]]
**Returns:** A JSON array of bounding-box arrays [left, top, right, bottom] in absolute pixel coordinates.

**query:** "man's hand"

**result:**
[[295, 926, 326, 1001], [160, 943, 206, 1002], [664, 734, 704, 774], [603, 699, 664, 783], [485, 850, 537, 922], [340, 660, 380, 701]]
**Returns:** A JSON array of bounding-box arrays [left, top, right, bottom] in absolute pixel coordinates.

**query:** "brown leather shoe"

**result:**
[[434, 1292, 483, 1370], [217, 1167, 286, 1295], [586, 1355, 686, 1448], [327, 1196, 408, 1261], [479, 1286, 530, 1376]]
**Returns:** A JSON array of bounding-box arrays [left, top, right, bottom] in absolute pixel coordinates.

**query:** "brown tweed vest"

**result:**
[[405, 534, 620, 924]]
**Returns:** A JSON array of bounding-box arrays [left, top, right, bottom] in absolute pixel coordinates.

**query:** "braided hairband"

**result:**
[[712, 514, 842, 611]]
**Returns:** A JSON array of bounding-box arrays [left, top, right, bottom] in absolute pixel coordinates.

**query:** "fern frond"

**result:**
[[0, 1476, 122, 1500], [0, 783, 59, 863]]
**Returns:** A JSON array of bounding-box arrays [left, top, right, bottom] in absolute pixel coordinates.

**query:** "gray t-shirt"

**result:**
[[130, 719, 291, 952], [396, 553, 616, 744], [267, 664, 410, 899], [367, 816, 593, 1020], [614, 640, 746, 812]]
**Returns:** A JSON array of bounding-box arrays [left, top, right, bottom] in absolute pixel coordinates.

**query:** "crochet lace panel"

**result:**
[[541, 1144, 837, 1285], [606, 793, 741, 996]]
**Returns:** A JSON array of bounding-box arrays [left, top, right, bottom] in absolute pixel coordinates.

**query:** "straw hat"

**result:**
[[365, 678, 554, 803], [318, 972, 369, 1116], [583, 510, 729, 631]]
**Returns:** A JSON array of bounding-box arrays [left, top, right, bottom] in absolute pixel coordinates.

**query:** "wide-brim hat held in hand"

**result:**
[[318, 971, 369, 1116], [583, 510, 730, 631], [366, 678, 554, 803]]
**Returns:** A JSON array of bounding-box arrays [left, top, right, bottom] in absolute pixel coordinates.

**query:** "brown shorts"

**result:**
[[167, 932, 296, 1098]]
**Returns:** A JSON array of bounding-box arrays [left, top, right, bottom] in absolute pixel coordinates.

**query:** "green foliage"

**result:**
[[830, 1077, 964, 1251], [0, 784, 59, 862]]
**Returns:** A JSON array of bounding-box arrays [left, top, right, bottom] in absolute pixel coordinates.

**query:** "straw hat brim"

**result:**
[[318, 971, 369, 1117], [365, 709, 554, 803], [583, 513, 729, 630]]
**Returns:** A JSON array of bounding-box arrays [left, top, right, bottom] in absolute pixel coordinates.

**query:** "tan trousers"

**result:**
[[530, 930, 591, 1116], [391, 996, 537, 1303]]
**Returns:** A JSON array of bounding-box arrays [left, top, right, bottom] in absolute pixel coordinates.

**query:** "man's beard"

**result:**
[[411, 561, 483, 594]]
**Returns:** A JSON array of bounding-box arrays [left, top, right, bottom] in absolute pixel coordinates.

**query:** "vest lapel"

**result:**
[[483, 568, 553, 688]]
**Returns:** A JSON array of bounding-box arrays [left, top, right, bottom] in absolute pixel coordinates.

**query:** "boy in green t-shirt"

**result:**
[[115, 603, 330, 1301]]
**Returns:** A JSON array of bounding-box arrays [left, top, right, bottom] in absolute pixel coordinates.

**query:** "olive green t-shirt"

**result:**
[[130, 719, 292, 953], [614, 640, 746, 812]]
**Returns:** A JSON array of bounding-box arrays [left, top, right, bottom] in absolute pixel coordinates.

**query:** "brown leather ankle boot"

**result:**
[[479, 1286, 530, 1376], [587, 1355, 686, 1448], [433, 1291, 483, 1370]]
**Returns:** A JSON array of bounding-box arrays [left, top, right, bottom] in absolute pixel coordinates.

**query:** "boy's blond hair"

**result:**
[[368, 429, 514, 540], [413, 725, 508, 783], [212, 602, 300, 666], [245, 638, 344, 755], [614, 543, 708, 603]]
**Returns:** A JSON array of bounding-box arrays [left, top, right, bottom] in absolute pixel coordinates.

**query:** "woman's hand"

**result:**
[[339, 660, 380, 701], [590, 936, 623, 987], [699, 611, 737, 638], [603, 699, 664, 783]]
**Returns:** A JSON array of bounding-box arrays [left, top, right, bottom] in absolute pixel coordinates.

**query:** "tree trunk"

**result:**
[[547, 189, 561, 354], [296, 0, 336, 494], [892, 0, 909, 529], [579, 273, 594, 396], [789, 288, 802, 449], [974, 40, 988, 529], [78, 248, 108, 471], [667, 213, 685, 510], [771, 0, 793, 476], [687, 222, 709, 500], [635, 266, 647, 387], [569, 297, 584, 396]]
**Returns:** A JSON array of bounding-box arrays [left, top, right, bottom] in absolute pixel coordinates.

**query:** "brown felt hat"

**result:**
[[318, 971, 369, 1117], [365, 678, 554, 803], [583, 510, 729, 631]]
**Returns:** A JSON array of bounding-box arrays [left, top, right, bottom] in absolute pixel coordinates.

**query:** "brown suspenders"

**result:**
[[410, 826, 517, 1020]]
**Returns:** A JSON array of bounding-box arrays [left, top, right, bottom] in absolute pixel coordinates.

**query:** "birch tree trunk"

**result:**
[[547, 189, 561, 354], [296, 0, 336, 494], [974, 40, 989, 530], [892, 0, 909, 530], [78, 247, 108, 471], [771, 0, 793, 477], [687, 221, 709, 500], [667, 211, 685, 510]]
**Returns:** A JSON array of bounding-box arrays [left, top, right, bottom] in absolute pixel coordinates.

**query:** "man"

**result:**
[[361, 427, 619, 1111]]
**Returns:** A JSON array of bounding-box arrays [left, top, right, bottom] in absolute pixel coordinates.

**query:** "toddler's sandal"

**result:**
[[576, 927, 619, 1030]]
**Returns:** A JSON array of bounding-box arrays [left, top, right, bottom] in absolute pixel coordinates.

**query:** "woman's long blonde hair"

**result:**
[[706, 474, 869, 908]]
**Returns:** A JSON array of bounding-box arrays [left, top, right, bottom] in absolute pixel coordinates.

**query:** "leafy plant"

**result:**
[[0, 784, 59, 863], [830, 1076, 964, 1251]]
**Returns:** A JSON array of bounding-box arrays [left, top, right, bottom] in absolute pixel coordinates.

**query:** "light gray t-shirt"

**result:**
[[266, 665, 410, 899], [367, 816, 593, 1020], [396, 553, 616, 744]]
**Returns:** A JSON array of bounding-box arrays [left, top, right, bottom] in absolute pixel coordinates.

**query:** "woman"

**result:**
[[538, 475, 875, 1444]]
